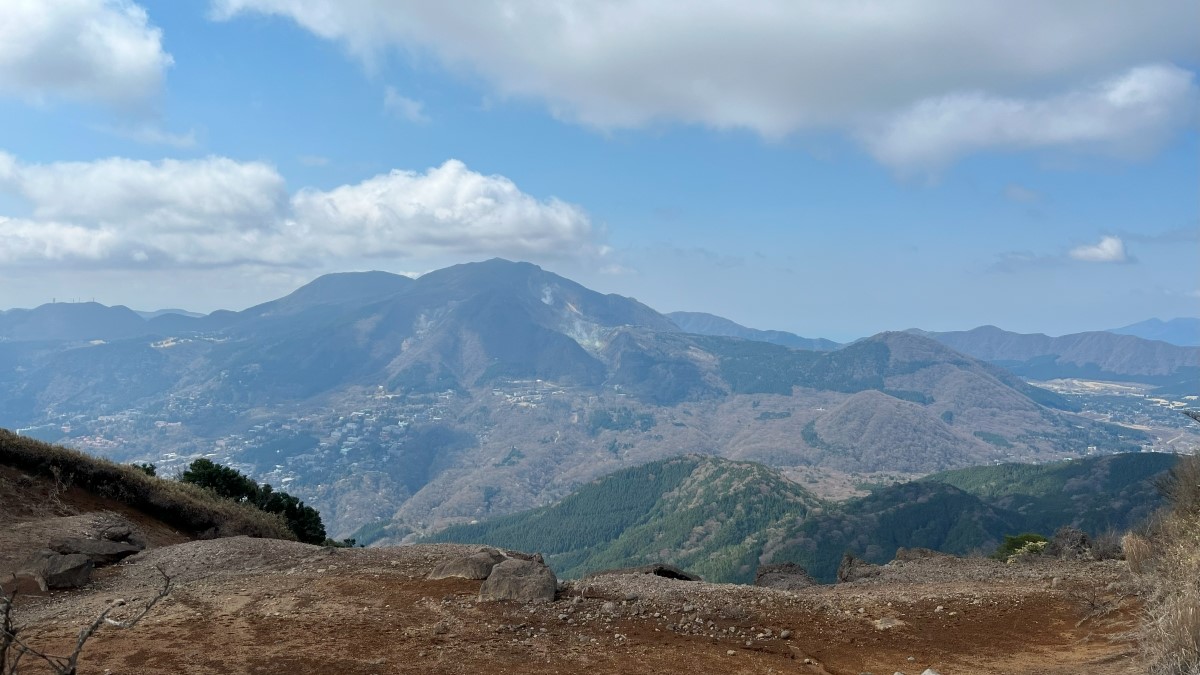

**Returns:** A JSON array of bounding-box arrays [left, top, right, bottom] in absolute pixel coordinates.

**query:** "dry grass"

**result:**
[[1136, 453, 1200, 674], [0, 429, 293, 540]]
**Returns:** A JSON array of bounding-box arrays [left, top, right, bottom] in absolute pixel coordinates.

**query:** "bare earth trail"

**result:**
[[9, 539, 1140, 675]]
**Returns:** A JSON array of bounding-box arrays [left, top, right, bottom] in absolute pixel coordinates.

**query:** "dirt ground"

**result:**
[[5, 537, 1142, 675], [2, 463, 1143, 675]]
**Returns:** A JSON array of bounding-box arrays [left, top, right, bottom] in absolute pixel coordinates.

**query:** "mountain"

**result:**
[[135, 308, 207, 320], [0, 259, 1148, 537], [424, 452, 1175, 584], [1110, 318, 1200, 347], [667, 311, 840, 351], [913, 325, 1200, 393], [0, 302, 150, 342], [423, 454, 823, 583]]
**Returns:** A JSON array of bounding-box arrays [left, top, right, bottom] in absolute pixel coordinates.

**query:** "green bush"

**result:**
[[991, 533, 1048, 560], [179, 458, 326, 544]]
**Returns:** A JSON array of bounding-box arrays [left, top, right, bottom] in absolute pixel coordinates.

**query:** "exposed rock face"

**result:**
[[44, 553, 94, 589], [836, 552, 881, 583], [754, 562, 816, 590], [586, 564, 701, 582], [49, 536, 143, 566], [21, 550, 94, 590], [427, 549, 507, 580], [479, 559, 557, 603], [893, 547, 950, 562]]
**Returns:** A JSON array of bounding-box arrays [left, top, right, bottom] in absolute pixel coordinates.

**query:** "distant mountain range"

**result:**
[[426, 452, 1176, 583], [666, 311, 840, 351], [1110, 317, 1200, 347], [0, 259, 1157, 536], [910, 325, 1200, 393]]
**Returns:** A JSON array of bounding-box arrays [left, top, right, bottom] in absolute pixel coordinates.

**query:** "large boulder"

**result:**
[[754, 562, 816, 590], [428, 549, 507, 580], [21, 550, 94, 590], [49, 537, 143, 566], [479, 558, 557, 603], [836, 552, 881, 583], [44, 554, 94, 589]]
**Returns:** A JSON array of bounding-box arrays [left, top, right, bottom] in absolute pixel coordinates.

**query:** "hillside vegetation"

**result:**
[[424, 455, 821, 583], [0, 429, 294, 540], [425, 452, 1177, 584]]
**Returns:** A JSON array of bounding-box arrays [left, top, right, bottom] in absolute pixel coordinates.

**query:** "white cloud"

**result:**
[[291, 159, 593, 258], [0, 0, 172, 107], [210, 1, 1200, 166], [0, 151, 596, 267], [1069, 236, 1129, 263], [861, 64, 1199, 171], [383, 86, 429, 123]]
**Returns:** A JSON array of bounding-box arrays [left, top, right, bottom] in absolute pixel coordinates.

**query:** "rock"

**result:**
[[873, 617, 906, 630], [585, 563, 700, 582], [48, 537, 143, 566], [479, 558, 557, 603], [893, 547, 949, 562], [921, 670, 941, 675], [754, 562, 816, 590], [100, 525, 133, 541], [0, 574, 47, 596], [780, 629, 792, 639], [45, 554, 93, 589], [427, 549, 506, 580], [837, 553, 881, 583]]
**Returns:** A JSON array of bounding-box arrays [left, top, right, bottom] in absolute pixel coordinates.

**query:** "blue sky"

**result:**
[[0, 1, 1197, 341]]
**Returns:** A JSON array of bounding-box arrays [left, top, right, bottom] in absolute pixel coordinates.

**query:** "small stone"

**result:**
[[935, 605, 944, 612], [921, 670, 941, 675], [727, 650, 737, 656], [780, 629, 792, 639], [602, 601, 617, 613]]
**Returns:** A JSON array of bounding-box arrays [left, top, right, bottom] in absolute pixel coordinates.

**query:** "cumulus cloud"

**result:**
[[1068, 236, 1130, 263], [0, 0, 172, 107], [861, 64, 1199, 171], [0, 151, 596, 267], [211, 1, 1200, 167], [383, 86, 429, 123]]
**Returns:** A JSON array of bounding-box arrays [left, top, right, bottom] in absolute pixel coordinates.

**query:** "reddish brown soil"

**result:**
[[7, 540, 1141, 675]]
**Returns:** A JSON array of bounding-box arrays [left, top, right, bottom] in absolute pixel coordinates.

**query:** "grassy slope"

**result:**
[[0, 428, 294, 540]]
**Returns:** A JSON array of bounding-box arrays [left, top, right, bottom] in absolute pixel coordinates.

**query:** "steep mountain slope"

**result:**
[[1110, 317, 1200, 347], [667, 311, 840, 351], [424, 455, 822, 583], [914, 325, 1200, 392]]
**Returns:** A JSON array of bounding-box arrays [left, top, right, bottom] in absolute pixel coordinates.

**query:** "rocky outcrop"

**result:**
[[49, 536, 143, 566], [754, 562, 816, 589], [586, 563, 700, 582], [836, 552, 881, 583], [20, 549, 94, 590], [479, 558, 557, 603], [428, 548, 507, 580], [893, 547, 950, 562]]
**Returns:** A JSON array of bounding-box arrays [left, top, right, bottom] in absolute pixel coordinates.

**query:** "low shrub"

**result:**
[[1136, 452, 1200, 673]]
